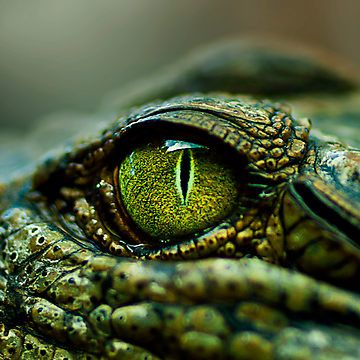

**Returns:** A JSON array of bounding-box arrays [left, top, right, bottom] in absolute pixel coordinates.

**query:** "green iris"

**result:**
[[119, 140, 238, 240]]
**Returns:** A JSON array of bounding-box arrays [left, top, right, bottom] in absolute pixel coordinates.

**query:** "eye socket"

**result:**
[[31, 95, 308, 259], [118, 139, 239, 240]]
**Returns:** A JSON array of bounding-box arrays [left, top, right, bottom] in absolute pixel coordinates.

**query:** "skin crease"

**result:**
[[0, 41, 360, 359]]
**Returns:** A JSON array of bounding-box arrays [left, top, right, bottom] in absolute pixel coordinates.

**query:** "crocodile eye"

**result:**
[[32, 96, 307, 259], [118, 140, 239, 240]]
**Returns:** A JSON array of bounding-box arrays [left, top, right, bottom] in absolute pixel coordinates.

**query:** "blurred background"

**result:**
[[0, 0, 359, 179], [1, 0, 359, 131]]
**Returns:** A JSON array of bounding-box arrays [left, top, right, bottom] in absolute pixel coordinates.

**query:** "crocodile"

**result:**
[[0, 40, 359, 359]]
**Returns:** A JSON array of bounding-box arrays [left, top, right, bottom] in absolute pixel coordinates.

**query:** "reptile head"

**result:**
[[1, 42, 360, 359]]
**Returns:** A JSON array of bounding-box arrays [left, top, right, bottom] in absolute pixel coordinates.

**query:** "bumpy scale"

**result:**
[[0, 41, 360, 359]]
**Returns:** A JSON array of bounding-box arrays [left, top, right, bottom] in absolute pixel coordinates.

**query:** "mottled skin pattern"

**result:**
[[0, 42, 360, 359]]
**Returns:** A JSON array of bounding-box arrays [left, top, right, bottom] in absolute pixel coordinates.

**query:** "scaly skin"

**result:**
[[0, 43, 360, 359]]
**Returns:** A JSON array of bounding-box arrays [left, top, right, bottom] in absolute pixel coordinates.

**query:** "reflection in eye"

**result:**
[[118, 140, 239, 240]]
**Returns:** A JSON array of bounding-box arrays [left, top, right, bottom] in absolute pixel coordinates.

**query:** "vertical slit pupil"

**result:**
[[180, 150, 191, 202]]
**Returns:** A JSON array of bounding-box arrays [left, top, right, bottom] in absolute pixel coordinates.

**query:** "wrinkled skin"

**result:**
[[0, 41, 360, 359]]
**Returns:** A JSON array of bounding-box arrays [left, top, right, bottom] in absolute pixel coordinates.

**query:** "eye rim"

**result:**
[[90, 132, 282, 259], [112, 138, 245, 244]]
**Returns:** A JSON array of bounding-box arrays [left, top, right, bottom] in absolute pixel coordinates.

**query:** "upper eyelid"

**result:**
[[31, 95, 310, 191]]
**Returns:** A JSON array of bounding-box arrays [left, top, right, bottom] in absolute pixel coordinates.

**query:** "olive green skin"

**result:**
[[0, 41, 360, 359]]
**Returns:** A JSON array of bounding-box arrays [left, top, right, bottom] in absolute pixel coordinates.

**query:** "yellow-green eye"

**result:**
[[118, 140, 239, 240]]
